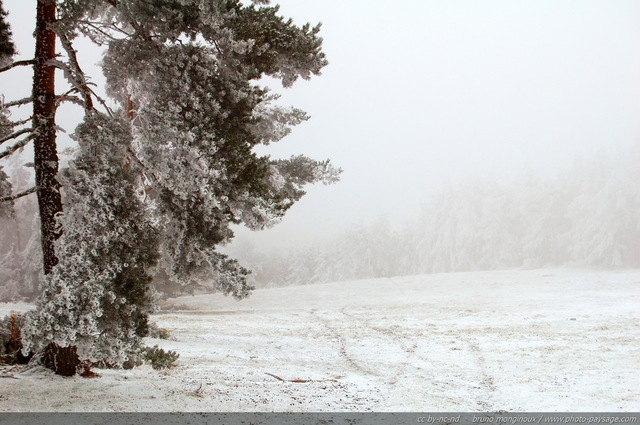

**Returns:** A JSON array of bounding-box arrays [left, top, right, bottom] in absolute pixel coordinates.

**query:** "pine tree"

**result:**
[[0, 165, 12, 218], [0, 154, 42, 302], [0, 0, 16, 64], [0, 1, 339, 375], [22, 114, 160, 372], [0, 0, 15, 218]]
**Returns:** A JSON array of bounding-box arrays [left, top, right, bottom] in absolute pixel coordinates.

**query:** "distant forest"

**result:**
[[1, 151, 638, 300], [226, 151, 640, 289]]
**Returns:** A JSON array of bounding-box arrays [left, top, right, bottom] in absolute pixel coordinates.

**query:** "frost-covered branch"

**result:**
[[125, 146, 161, 196], [212, 39, 225, 58], [55, 86, 88, 109], [57, 32, 94, 111], [3, 97, 33, 108], [77, 19, 134, 39], [0, 133, 36, 160], [76, 20, 117, 42], [0, 186, 36, 203], [86, 87, 114, 117], [1, 116, 33, 128], [56, 94, 85, 107], [0, 127, 33, 146], [126, 146, 147, 169], [0, 59, 35, 73], [56, 86, 79, 99], [49, 52, 112, 115], [48, 60, 91, 108]]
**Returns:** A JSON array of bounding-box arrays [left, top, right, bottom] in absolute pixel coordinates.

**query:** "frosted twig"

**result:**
[[57, 32, 94, 111], [0, 373, 20, 379], [0, 127, 33, 146], [0, 186, 37, 203], [0, 134, 36, 160], [3, 97, 33, 108], [0, 116, 33, 128], [265, 372, 338, 383], [0, 59, 36, 74], [0, 365, 23, 379], [77, 20, 119, 41], [86, 87, 114, 117], [1, 116, 33, 128], [57, 95, 85, 108]]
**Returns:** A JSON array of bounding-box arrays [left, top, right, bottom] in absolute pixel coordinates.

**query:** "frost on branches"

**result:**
[[19, 0, 339, 369], [0, 165, 12, 218], [97, 2, 338, 297], [23, 114, 159, 366]]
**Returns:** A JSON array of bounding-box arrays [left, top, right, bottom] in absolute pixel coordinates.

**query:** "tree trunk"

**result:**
[[33, 0, 80, 376], [42, 343, 80, 377], [33, 0, 61, 275]]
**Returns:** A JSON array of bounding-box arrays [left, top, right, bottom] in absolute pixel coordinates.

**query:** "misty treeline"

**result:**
[[0, 154, 41, 301], [228, 152, 640, 288], [1, 151, 638, 301]]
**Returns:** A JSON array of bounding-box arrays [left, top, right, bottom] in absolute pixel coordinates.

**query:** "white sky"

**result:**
[[243, 0, 640, 248], [2, 0, 640, 249]]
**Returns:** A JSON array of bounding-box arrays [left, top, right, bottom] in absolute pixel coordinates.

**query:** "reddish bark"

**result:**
[[33, 0, 62, 276], [42, 343, 80, 377], [33, 0, 81, 377]]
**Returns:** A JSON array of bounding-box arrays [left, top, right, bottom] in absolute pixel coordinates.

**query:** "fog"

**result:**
[[231, 0, 640, 251], [2, 0, 639, 290]]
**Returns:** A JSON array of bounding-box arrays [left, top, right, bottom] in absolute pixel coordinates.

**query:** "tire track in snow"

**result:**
[[457, 334, 498, 411], [312, 307, 467, 409], [310, 309, 381, 378], [316, 304, 505, 410], [340, 307, 420, 386]]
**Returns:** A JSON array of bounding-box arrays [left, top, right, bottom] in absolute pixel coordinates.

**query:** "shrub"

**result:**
[[0, 313, 31, 364], [143, 345, 179, 370], [147, 322, 172, 340]]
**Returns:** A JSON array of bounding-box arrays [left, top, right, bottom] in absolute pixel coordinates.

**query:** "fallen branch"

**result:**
[[0, 365, 22, 379], [265, 372, 338, 383]]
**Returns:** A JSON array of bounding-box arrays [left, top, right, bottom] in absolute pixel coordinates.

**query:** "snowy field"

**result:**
[[0, 269, 639, 412]]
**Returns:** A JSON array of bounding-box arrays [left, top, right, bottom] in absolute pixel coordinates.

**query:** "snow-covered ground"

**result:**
[[1, 269, 638, 412]]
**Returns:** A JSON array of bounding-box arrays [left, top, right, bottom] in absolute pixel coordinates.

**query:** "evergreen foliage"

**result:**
[[0, 165, 12, 219], [143, 345, 179, 370], [0, 313, 30, 365], [0, 0, 16, 64], [0, 0, 338, 373], [22, 114, 160, 366], [0, 112, 15, 220], [92, 1, 338, 297], [0, 156, 42, 302], [147, 322, 172, 340]]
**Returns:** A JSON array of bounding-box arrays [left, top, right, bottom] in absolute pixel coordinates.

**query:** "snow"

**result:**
[[1, 269, 639, 412]]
